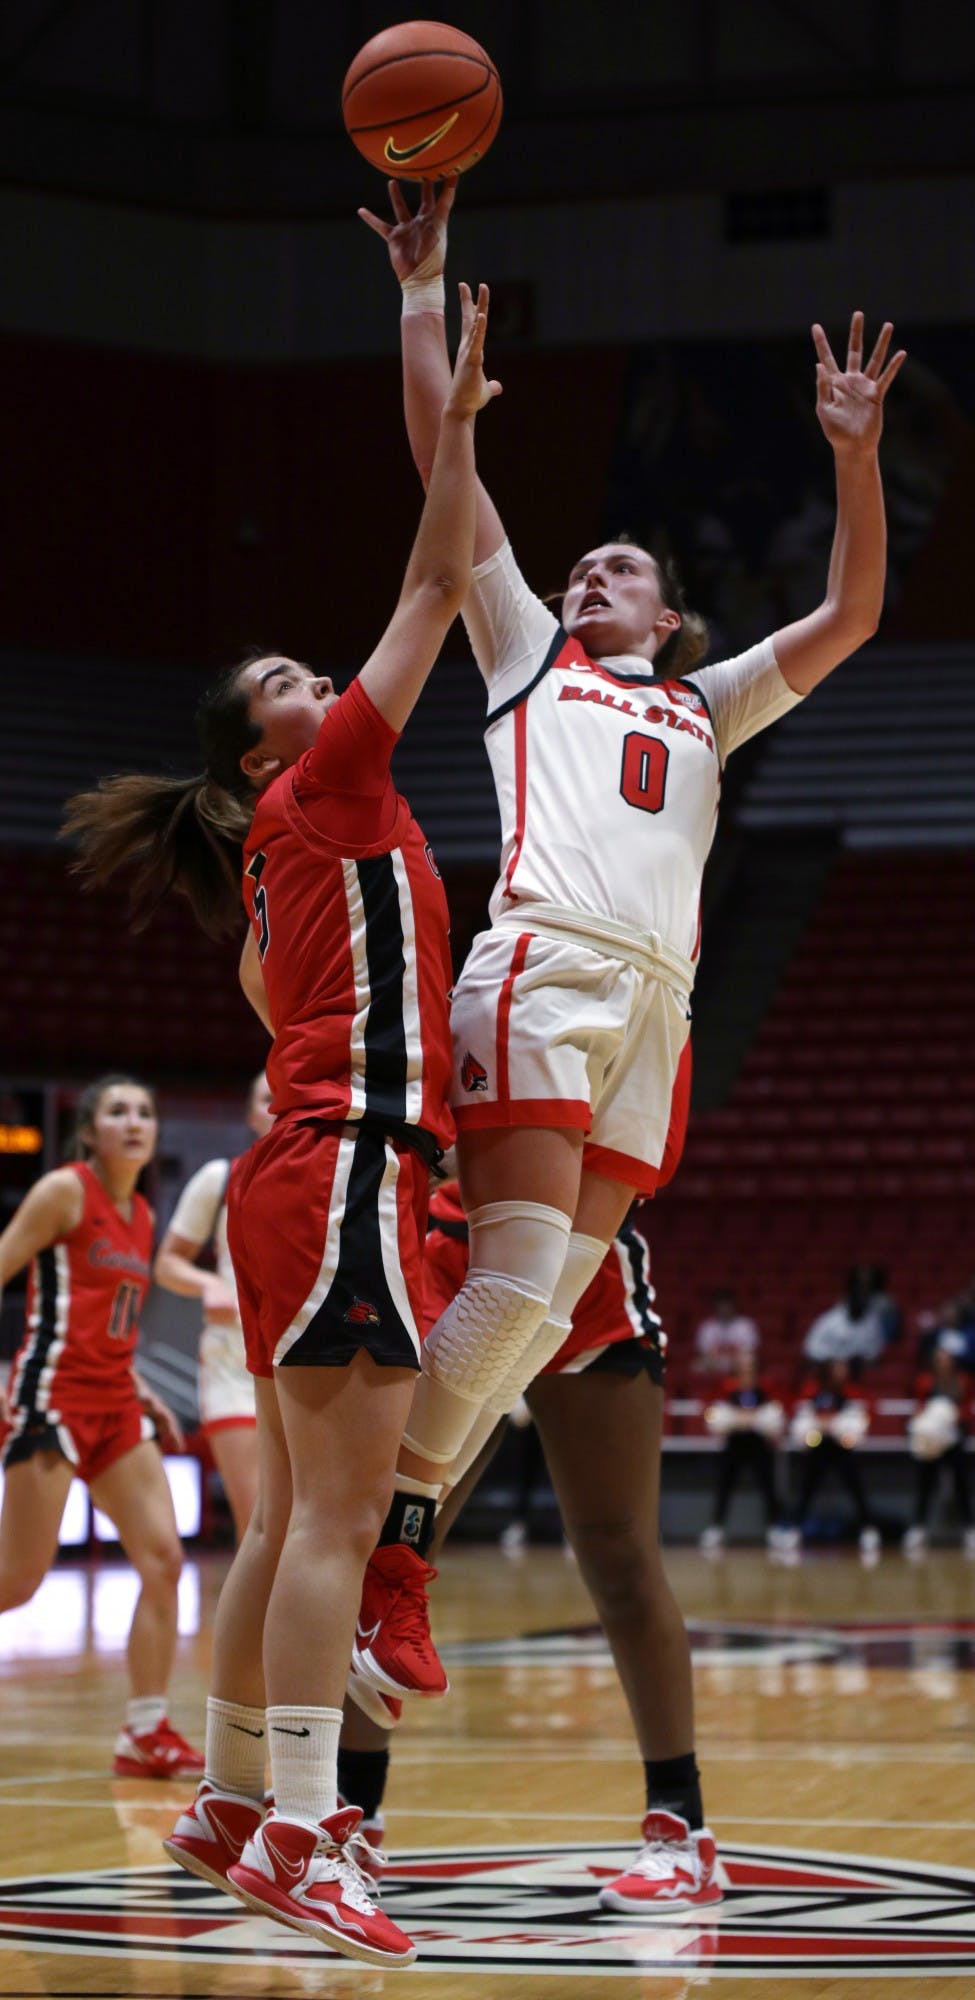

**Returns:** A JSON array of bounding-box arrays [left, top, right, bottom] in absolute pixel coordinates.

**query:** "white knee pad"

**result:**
[[481, 1232, 611, 1416], [400, 1202, 572, 1466]]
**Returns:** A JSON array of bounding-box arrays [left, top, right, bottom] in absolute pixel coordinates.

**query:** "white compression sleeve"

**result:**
[[400, 1201, 571, 1467]]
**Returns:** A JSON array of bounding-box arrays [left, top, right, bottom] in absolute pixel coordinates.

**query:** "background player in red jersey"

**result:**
[[356, 180, 906, 1735], [154, 1071, 274, 1542], [63, 285, 499, 1970], [0, 1073, 200, 1779]]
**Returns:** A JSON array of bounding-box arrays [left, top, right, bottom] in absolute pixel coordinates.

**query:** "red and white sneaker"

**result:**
[[352, 1545, 448, 1699], [346, 1656, 403, 1732], [113, 1720, 205, 1780], [163, 1780, 265, 1892], [599, 1811, 724, 1915], [227, 1806, 415, 1967], [337, 1794, 387, 1891]]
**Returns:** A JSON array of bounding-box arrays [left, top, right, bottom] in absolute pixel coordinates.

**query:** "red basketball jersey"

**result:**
[[243, 676, 454, 1153], [10, 1161, 153, 1411]]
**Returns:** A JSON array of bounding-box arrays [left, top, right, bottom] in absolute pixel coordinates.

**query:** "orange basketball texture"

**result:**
[[342, 20, 502, 181]]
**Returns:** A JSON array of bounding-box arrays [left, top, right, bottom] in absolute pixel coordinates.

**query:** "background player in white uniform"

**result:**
[[357, 182, 906, 1668], [154, 1073, 273, 1541]]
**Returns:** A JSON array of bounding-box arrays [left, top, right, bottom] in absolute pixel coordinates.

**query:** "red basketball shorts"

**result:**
[[228, 1118, 429, 1378]]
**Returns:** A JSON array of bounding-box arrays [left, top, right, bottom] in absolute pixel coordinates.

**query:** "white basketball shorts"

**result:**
[[449, 925, 691, 1193]]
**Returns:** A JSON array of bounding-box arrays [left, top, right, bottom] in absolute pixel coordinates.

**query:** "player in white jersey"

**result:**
[[355, 179, 905, 1706], [154, 1074, 273, 1541]]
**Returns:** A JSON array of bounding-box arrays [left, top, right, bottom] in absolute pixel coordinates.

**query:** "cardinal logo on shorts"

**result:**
[[344, 1297, 381, 1325], [461, 1050, 489, 1093]]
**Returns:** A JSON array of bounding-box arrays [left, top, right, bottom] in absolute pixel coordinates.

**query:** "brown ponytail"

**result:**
[[62, 656, 265, 937]]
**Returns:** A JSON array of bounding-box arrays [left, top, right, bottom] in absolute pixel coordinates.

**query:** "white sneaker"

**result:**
[[599, 1809, 723, 1915], [698, 1525, 725, 1553], [859, 1526, 881, 1559], [902, 1525, 927, 1555], [345, 1657, 402, 1732]]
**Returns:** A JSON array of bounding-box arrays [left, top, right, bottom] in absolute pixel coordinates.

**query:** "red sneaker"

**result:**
[[352, 1545, 448, 1699], [598, 1810, 724, 1915], [228, 1807, 415, 1967], [113, 1720, 205, 1780], [163, 1780, 265, 1892]]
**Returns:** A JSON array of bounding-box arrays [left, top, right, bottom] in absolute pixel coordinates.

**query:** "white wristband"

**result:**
[[401, 272, 446, 316]]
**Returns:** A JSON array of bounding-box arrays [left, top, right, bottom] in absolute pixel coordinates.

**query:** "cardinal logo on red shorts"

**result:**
[[461, 1050, 489, 1093], [344, 1297, 381, 1325]]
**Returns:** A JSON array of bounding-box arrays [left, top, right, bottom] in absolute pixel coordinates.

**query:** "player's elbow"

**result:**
[[418, 567, 468, 624]]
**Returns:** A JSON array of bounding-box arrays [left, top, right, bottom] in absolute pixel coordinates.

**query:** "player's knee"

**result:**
[[567, 1516, 656, 1616], [0, 1563, 46, 1612], [136, 1536, 183, 1594]]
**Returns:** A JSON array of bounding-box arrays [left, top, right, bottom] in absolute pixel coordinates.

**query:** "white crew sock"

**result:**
[[267, 1705, 343, 1828]]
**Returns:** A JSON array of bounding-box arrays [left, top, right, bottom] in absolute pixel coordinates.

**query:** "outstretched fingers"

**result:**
[[845, 309, 865, 374], [877, 346, 908, 396], [357, 203, 392, 240], [864, 320, 893, 377], [811, 322, 839, 373]]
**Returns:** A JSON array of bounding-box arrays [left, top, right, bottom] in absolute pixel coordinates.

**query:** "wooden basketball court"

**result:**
[[1, 1541, 972, 1996]]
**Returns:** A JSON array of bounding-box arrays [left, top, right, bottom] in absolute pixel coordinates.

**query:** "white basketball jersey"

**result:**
[[464, 541, 802, 972], [167, 1158, 239, 1326]]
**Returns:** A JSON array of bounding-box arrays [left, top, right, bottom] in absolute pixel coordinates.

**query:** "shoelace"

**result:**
[[348, 1825, 386, 1878], [630, 1836, 694, 1882], [387, 1573, 433, 1648], [311, 1834, 378, 1915]]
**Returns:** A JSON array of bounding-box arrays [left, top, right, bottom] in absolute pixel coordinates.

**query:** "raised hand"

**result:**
[[813, 312, 906, 455], [359, 175, 457, 284], [444, 282, 502, 419]]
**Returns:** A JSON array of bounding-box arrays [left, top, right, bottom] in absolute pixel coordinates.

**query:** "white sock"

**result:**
[[267, 1705, 343, 1827], [205, 1696, 267, 1802], [126, 1696, 167, 1736]]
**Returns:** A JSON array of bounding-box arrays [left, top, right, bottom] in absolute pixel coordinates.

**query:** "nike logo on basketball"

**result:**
[[262, 1831, 307, 1882], [272, 1725, 311, 1738], [384, 112, 459, 164]]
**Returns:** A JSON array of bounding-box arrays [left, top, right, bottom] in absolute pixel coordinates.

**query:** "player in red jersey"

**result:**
[[63, 286, 499, 1971], [0, 1073, 201, 1779], [356, 179, 906, 1716]]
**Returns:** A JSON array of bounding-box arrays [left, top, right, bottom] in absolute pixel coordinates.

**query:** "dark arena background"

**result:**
[[0, 4, 973, 1996]]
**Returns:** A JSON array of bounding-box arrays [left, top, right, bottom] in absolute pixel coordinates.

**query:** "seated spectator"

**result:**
[[918, 1294, 975, 1373], [904, 1347, 975, 1557], [699, 1353, 785, 1552], [782, 1358, 879, 1558], [802, 1265, 897, 1367], [693, 1290, 760, 1375]]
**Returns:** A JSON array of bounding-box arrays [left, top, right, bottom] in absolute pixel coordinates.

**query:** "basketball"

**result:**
[[342, 20, 502, 181]]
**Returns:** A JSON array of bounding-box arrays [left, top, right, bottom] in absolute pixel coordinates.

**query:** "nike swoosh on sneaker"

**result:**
[[206, 1806, 250, 1858], [355, 1619, 381, 1647], [262, 1832, 308, 1882]]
